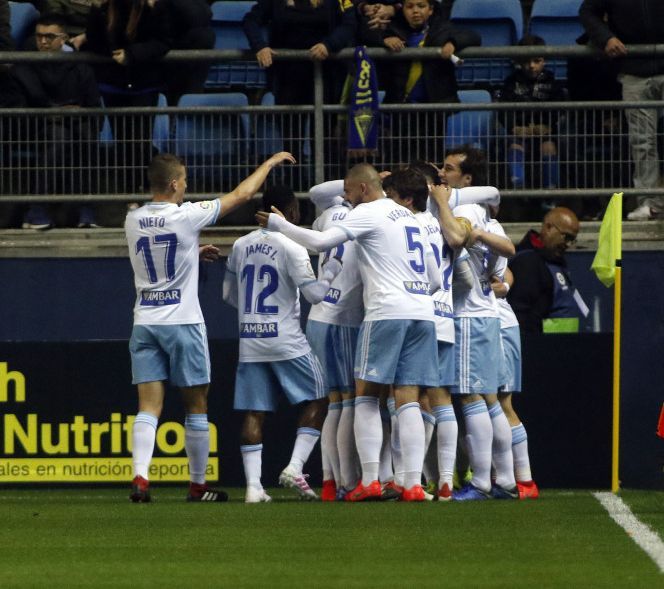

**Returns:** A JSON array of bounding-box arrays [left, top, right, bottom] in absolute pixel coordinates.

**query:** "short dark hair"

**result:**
[[147, 153, 185, 194], [518, 34, 546, 47], [383, 168, 429, 212], [262, 184, 296, 213], [445, 144, 488, 186], [36, 13, 69, 31], [408, 160, 442, 186]]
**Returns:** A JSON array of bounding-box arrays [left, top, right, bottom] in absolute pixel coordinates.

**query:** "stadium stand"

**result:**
[[207, 1, 266, 89], [450, 0, 524, 85], [528, 0, 583, 79], [8, 0, 38, 49]]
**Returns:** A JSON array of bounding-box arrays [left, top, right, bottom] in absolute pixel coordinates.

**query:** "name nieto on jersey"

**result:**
[[139, 216, 166, 229], [140, 289, 181, 306], [240, 322, 279, 338], [245, 243, 278, 260]]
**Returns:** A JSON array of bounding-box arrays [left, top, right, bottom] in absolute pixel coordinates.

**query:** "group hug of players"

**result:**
[[224, 146, 538, 503]]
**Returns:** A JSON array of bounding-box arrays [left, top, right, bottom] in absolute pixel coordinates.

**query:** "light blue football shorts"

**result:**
[[354, 319, 438, 387], [129, 323, 210, 387], [306, 320, 359, 393], [498, 325, 522, 394], [234, 352, 327, 412], [451, 316, 501, 395], [436, 340, 457, 388]]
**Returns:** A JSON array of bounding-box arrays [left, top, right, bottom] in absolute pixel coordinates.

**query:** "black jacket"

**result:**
[[579, 0, 664, 77], [84, 2, 173, 91], [381, 5, 480, 103], [243, 0, 357, 53]]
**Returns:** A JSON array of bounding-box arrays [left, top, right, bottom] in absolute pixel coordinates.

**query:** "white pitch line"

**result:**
[[594, 491, 664, 573]]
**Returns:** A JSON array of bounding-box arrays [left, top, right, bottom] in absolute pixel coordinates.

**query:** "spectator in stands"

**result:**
[[12, 13, 102, 229], [507, 207, 589, 334], [580, 0, 664, 221], [380, 0, 480, 162], [243, 0, 356, 178], [495, 35, 565, 193], [81, 0, 173, 194], [157, 0, 214, 105]]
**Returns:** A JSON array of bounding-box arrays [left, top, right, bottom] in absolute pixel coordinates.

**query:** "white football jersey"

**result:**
[[416, 210, 454, 343], [451, 203, 498, 318], [308, 203, 364, 327], [337, 198, 435, 322], [125, 199, 220, 325], [226, 229, 316, 362], [486, 219, 519, 329], [427, 185, 501, 219]]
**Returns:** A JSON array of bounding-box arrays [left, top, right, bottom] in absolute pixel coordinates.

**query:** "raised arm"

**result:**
[[218, 152, 295, 220], [430, 185, 469, 249], [468, 228, 515, 258], [309, 180, 345, 210], [256, 211, 349, 252]]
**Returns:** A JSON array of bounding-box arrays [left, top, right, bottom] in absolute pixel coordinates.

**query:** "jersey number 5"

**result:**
[[405, 226, 425, 274]]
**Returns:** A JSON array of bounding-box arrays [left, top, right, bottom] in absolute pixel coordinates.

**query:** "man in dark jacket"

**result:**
[[507, 207, 588, 334], [580, 0, 664, 221]]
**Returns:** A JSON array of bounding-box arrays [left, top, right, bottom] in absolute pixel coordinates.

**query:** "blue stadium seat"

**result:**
[[450, 0, 523, 85], [174, 93, 251, 190], [444, 110, 494, 152], [457, 89, 492, 103], [152, 94, 170, 153], [528, 0, 584, 80], [9, 1, 39, 49], [254, 92, 283, 156], [207, 1, 266, 89]]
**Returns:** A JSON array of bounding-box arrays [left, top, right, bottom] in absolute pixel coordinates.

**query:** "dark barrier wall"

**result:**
[[0, 251, 662, 489]]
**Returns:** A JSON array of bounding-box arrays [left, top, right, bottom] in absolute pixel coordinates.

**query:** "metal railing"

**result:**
[[1, 45, 663, 205]]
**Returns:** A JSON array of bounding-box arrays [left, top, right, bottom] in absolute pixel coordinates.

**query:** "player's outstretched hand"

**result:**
[[199, 244, 221, 263], [256, 206, 285, 228], [267, 152, 296, 168]]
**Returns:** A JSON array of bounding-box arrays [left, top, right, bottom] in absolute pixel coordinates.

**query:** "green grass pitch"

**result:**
[[0, 488, 661, 588]]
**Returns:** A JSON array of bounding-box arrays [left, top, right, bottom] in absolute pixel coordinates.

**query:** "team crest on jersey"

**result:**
[[240, 322, 279, 338], [198, 201, 212, 209], [555, 272, 569, 289], [403, 281, 430, 295]]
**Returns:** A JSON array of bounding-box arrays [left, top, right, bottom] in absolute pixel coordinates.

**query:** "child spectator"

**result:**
[[496, 35, 566, 191]]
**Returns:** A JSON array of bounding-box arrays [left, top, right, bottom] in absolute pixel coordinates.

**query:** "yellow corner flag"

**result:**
[[591, 193, 623, 287]]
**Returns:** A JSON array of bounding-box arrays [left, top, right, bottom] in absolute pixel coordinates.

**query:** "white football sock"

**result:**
[[387, 397, 404, 487], [241, 443, 263, 489], [433, 404, 458, 489], [488, 403, 516, 490], [354, 396, 382, 486], [287, 427, 320, 474], [185, 414, 210, 485], [337, 399, 359, 489], [132, 411, 157, 479], [321, 402, 341, 483], [511, 423, 533, 482], [397, 402, 425, 489], [462, 400, 493, 493]]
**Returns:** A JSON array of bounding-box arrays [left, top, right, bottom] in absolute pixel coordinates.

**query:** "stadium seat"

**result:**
[[450, 0, 523, 85], [444, 110, 494, 152], [9, 1, 39, 49], [528, 0, 584, 80], [207, 1, 266, 89], [152, 94, 170, 153], [174, 93, 251, 190], [457, 90, 492, 103], [254, 92, 283, 157]]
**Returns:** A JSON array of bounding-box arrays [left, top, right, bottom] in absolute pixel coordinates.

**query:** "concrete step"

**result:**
[[1, 221, 663, 258]]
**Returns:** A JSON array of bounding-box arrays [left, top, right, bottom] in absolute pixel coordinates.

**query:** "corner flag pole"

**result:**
[[590, 192, 623, 493], [612, 261, 622, 493]]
